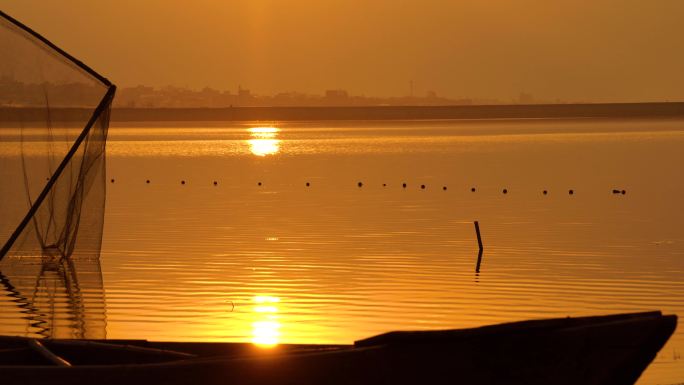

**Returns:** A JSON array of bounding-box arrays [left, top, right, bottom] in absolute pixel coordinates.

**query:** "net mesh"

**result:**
[[0, 11, 113, 338], [0, 11, 114, 260]]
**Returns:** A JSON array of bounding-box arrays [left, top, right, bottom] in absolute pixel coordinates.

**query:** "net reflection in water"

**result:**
[[0, 10, 113, 338], [0, 256, 106, 339]]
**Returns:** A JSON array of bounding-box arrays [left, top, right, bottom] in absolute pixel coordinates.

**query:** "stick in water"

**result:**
[[475, 221, 484, 273]]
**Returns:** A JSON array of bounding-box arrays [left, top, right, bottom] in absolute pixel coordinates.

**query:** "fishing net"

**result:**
[[0, 10, 114, 261], [0, 11, 113, 338]]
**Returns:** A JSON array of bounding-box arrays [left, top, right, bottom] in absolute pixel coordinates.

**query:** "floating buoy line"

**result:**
[[107, 178, 629, 197]]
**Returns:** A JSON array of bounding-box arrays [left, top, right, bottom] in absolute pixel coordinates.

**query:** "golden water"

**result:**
[[1, 118, 683, 383]]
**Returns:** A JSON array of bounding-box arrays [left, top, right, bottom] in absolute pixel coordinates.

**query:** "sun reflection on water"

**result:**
[[251, 295, 280, 347], [248, 127, 280, 156]]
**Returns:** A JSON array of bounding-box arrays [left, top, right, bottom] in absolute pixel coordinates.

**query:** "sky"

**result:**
[[3, 0, 684, 102]]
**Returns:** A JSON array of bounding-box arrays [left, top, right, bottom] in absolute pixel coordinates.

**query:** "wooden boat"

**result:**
[[0, 311, 676, 385]]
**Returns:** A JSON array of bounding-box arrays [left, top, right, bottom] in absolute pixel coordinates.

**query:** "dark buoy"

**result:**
[[258, 182, 262, 186], [383, 183, 387, 187], [543, 190, 548, 195], [568, 189, 574, 195], [181, 180, 186, 185], [358, 182, 363, 187], [621, 190, 626, 195], [442, 186, 447, 191], [502, 188, 508, 194], [146, 180, 150, 184], [471, 187, 476, 192], [306, 182, 310, 187], [420, 184, 426, 189], [402, 183, 407, 188], [213, 181, 218, 186], [110, 178, 115, 183]]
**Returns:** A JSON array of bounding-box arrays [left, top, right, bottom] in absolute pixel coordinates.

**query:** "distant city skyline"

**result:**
[[0, 77, 674, 109], [112, 84, 502, 108], [113, 83, 684, 108]]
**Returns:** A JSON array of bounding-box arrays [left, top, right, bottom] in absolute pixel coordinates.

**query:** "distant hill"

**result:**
[[109, 103, 684, 122], [2, 103, 684, 125]]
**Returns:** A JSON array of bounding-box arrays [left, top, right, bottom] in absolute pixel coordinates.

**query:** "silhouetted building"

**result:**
[[518, 92, 534, 104], [325, 89, 349, 99], [238, 87, 251, 98], [324, 89, 349, 105]]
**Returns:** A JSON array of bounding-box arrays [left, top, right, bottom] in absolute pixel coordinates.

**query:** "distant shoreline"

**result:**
[[112, 103, 684, 122], [2, 102, 684, 123]]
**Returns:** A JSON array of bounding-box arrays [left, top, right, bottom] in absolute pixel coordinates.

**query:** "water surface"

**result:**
[[2, 118, 683, 384]]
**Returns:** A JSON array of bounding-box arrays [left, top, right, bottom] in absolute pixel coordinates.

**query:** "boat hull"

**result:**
[[0, 311, 677, 385]]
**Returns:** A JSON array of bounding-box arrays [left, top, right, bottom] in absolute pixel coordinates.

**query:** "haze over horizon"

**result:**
[[3, 0, 684, 103]]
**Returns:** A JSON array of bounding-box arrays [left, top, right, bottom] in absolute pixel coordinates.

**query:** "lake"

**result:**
[[1, 118, 683, 384]]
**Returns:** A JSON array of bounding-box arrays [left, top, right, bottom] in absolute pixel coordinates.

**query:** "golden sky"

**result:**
[[3, 0, 684, 102]]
